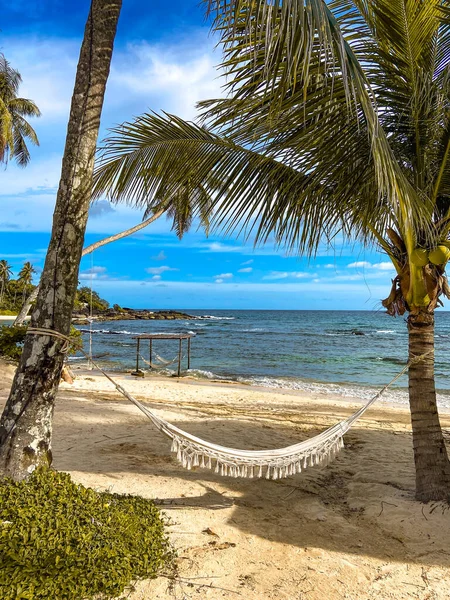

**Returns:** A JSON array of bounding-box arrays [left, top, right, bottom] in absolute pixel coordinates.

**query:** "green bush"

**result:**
[[0, 325, 27, 360], [0, 468, 173, 600], [0, 325, 83, 360]]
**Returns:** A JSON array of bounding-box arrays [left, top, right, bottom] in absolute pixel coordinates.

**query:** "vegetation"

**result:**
[[0, 54, 40, 166], [0, 468, 173, 599], [0, 260, 109, 316], [0, 325, 82, 361], [0, 261, 37, 314], [74, 286, 110, 312], [93, 0, 450, 501], [0, 325, 28, 360]]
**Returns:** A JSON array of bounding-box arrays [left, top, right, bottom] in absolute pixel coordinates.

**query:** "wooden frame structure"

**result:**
[[131, 332, 194, 377]]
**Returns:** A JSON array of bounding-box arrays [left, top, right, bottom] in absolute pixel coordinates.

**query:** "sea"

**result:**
[[70, 310, 450, 408]]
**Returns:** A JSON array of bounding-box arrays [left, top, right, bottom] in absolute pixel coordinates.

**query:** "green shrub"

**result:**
[[0, 325, 83, 360], [0, 468, 173, 600], [0, 325, 27, 360]]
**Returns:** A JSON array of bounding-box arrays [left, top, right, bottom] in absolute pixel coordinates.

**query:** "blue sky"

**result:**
[[0, 1, 402, 310]]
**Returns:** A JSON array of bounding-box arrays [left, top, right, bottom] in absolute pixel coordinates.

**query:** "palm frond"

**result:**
[[202, 0, 433, 251], [94, 112, 394, 254], [8, 98, 41, 118]]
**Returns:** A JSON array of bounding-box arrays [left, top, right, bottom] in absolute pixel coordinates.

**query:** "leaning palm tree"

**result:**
[[94, 0, 450, 501], [0, 0, 122, 481], [17, 261, 36, 304], [0, 260, 13, 305], [0, 54, 40, 166]]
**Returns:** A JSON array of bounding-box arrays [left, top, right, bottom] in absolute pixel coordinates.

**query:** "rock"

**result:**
[[72, 307, 197, 323]]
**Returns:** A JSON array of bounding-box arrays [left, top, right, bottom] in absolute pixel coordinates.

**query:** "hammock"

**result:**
[[139, 353, 185, 370], [26, 327, 421, 480], [110, 377, 379, 479]]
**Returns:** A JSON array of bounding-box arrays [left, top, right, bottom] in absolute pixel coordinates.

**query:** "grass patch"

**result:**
[[0, 468, 174, 599]]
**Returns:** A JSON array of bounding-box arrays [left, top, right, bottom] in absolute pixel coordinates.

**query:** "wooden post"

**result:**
[[187, 337, 191, 370], [178, 338, 182, 377], [136, 337, 140, 372], [149, 339, 153, 369]]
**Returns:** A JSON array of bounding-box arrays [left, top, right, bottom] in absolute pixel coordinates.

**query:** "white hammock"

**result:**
[[27, 328, 419, 480], [95, 361, 408, 480], [139, 353, 183, 370]]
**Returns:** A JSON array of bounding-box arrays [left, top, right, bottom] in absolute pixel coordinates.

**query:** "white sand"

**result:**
[[1, 361, 450, 599]]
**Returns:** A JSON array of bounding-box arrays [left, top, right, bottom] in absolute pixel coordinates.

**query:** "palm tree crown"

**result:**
[[0, 260, 13, 304], [0, 54, 40, 166]]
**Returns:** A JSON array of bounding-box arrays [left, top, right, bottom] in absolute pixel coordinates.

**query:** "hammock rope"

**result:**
[[26, 327, 429, 480]]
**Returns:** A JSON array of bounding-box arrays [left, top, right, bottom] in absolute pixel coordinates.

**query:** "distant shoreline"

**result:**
[[0, 315, 30, 321]]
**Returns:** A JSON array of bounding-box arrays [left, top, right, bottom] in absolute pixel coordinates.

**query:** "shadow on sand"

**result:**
[[50, 386, 450, 569]]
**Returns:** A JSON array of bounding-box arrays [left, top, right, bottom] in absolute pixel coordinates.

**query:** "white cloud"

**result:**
[[263, 272, 289, 280], [238, 267, 252, 273], [151, 251, 167, 261], [347, 261, 394, 273], [79, 266, 115, 281], [109, 39, 223, 121], [324, 263, 336, 269], [89, 201, 116, 218], [80, 266, 107, 275], [347, 261, 372, 269], [205, 242, 244, 253], [214, 272, 233, 279], [152, 275, 161, 281], [262, 271, 313, 280], [215, 278, 224, 284], [241, 259, 254, 265], [372, 262, 395, 271], [145, 265, 177, 275]]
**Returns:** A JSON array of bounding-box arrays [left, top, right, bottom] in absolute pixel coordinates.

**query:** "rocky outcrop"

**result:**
[[72, 308, 196, 325]]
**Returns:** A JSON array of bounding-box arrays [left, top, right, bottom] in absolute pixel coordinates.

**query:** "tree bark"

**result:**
[[0, 0, 122, 480], [13, 209, 164, 327], [408, 309, 450, 501]]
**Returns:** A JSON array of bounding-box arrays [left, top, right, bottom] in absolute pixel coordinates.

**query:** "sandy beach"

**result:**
[[1, 359, 450, 599]]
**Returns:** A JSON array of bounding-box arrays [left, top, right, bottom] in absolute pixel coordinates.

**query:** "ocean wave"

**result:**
[[78, 328, 132, 335], [242, 328, 265, 332], [198, 315, 235, 320], [376, 330, 396, 334], [186, 368, 220, 379]]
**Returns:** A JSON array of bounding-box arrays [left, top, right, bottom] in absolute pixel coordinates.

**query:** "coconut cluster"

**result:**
[[410, 245, 450, 267]]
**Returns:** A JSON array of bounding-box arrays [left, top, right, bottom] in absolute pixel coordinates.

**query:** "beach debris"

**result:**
[[202, 527, 219, 537]]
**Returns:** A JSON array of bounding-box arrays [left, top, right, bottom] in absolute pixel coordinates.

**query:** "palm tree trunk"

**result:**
[[0, 0, 122, 480], [408, 310, 450, 501], [13, 210, 164, 327]]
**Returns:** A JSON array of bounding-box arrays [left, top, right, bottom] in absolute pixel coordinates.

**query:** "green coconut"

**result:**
[[410, 248, 429, 267], [429, 245, 450, 265]]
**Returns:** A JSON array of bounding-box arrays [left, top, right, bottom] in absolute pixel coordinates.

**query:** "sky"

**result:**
[[0, 0, 402, 310]]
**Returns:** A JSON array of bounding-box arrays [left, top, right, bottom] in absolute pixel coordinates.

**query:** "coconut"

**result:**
[[429, 245, 450, 265], [410, 248, 429, 267]]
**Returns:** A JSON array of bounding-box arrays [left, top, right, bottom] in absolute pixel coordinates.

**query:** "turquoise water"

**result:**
[[71, 310, 450, 406]]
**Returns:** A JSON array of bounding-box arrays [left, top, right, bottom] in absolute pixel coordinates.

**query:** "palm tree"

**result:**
[[0, 260, 13, 305], [17, 261, 36, 304], [93, 0, 450, 501], [0, 0, 122, 481], [0, 54, 40, 166]]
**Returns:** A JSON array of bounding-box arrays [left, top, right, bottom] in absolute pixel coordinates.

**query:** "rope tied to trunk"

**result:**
[[27, 327, 83, 354]]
